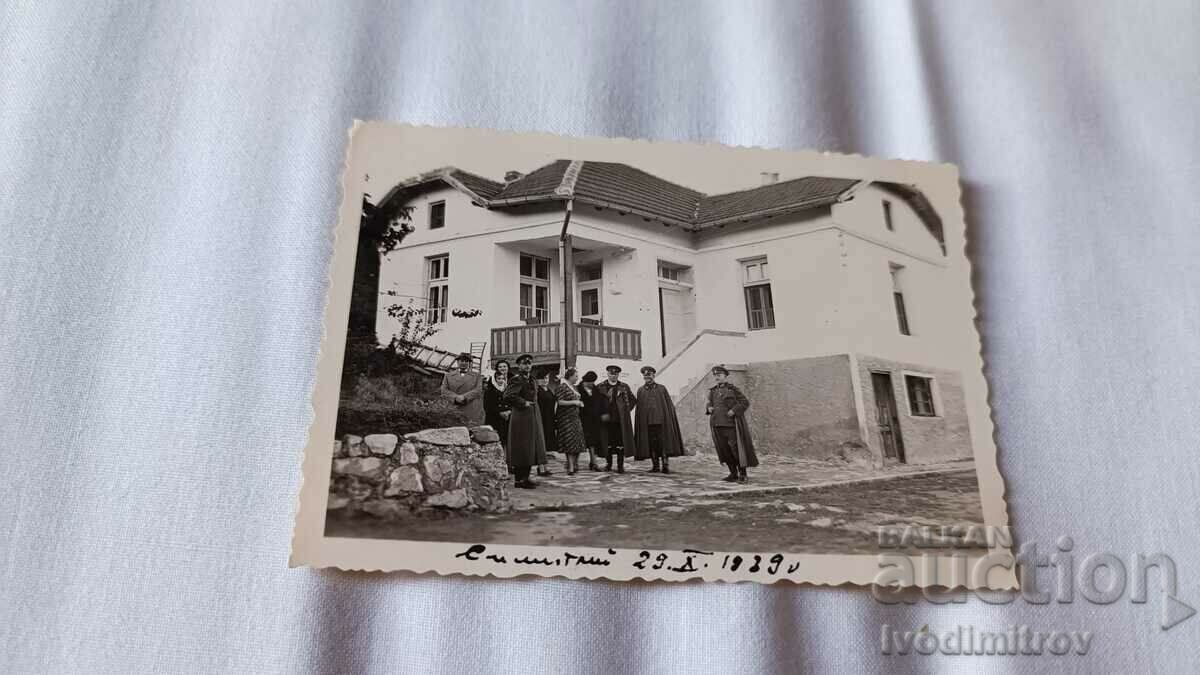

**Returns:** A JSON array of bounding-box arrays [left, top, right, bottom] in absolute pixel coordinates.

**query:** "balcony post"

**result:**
[[559, 201, 576, 370]]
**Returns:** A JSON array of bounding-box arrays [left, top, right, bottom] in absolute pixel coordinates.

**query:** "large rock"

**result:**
[[383, 466, 423, 496], [397, 442, 419, 465], [364, 433, 398, 456], [327, 495, 350, 510], [406, 426, 471, 446], [332, 440, 345, 458], [470, 425, 500, 444], [344, 434, 367, 457], [425, 489, 470, 509], [422, 456, 456, 490], [332, 457, 385, 481]]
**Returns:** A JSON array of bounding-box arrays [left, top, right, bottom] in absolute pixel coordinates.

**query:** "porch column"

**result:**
[[561, 233, 576, 369]]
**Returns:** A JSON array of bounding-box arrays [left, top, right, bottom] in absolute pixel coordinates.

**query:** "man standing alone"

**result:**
[[706, 365, 758, 482], [502, 354, 546, 489], [440, 352, 484, 426], [633, 365, 685, 473], [595, 365, 635, 473]]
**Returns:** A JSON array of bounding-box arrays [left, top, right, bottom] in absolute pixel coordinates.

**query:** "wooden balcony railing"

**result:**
[[491, 323, 642, 363]]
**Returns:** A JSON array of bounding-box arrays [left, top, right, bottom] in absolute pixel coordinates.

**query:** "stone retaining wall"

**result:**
[[328, 425, 510, 519]]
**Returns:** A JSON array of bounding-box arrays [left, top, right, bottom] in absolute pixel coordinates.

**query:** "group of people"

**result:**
[[439, 351, 758, 490]]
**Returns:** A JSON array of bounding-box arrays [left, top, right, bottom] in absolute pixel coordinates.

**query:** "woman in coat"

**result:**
[[482, 359, 511, 455], [578, 371, 606, 472], [553, 368, 588, 474], [535, 369, 558, 476]]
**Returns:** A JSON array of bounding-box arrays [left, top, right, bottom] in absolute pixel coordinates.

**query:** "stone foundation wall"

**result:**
[[674, 355, 870, 461], [328, 425, 510, 519], [855, 356, 971, 465], [744, 355, 863, 459], [674, 364, 751, 456]]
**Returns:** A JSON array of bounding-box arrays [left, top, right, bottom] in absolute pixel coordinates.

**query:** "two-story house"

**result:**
[[368, 160, 973, 466]]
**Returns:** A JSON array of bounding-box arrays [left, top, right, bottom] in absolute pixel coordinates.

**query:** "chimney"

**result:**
[[504, 170, 523, 182], [760, 172, 779, 186]]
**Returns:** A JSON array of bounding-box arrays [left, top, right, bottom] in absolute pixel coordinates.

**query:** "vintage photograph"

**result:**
[[292, 124, 1012, 586]]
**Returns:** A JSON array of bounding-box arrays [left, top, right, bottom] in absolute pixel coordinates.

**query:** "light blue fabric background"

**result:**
[[2, 1, 1198, 672]]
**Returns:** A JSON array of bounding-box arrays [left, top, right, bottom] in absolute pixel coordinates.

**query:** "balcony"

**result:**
[[491, 322, 642, 363]]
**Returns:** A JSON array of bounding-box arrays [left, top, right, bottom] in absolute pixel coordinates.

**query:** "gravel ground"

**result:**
[[325, 468, 986, 555]]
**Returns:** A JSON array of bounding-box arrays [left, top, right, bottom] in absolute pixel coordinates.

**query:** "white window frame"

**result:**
[[740, 256, 775, 330], [657, 260, 694, 288], [519, 253, 551, 324], [890, 262, 911, 336], [901, 371, 940, 418], [575, 261, 603, 323], [425, 254, 450, 324]]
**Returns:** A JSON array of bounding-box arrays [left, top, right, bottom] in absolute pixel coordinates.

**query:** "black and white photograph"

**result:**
[[292, 123, 1011, 586]]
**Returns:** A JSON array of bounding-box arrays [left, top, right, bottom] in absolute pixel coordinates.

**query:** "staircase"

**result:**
[[654, 328, 748, 400]]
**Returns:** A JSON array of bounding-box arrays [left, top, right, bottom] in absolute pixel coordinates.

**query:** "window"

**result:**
[[741, 257, 775, 330], [578, 263, 602, 282], [658, 263, 679, 282], [882, 199, 894, 231], [581, 288, 600, 316], [429, 201, 445, 229], [425, 254, 449, 323], [906, 375, 936, 416], [890, 263, 910, 335], [576, 262, 602, 323], [519, 253, 550, 324]]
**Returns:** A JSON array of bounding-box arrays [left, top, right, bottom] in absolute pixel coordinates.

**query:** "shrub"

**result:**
[[336, 374, 468, 437]]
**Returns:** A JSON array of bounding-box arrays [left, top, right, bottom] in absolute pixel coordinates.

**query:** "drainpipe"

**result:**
[[558, 199, 575, 373]]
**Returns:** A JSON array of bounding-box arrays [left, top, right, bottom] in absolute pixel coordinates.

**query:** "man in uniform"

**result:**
[[502, 353, 547, 489], [440, 352, 484, 426], [633, 365, 685, 473], [706, 364, 758, 482], [595, 364, 636, 473]]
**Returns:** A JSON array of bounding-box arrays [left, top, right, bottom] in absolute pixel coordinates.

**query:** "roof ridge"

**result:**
[[556, 160, 584, 197]]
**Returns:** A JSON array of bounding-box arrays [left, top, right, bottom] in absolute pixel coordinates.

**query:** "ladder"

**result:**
[[468, 341, 488, 373]]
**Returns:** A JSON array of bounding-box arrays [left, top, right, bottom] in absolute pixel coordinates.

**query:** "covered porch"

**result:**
[[490, 231, 643, 367]]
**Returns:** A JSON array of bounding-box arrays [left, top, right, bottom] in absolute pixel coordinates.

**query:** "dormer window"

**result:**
[[429, 201, 446, 229]]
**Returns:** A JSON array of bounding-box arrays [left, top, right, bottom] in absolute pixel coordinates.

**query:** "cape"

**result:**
[[708, 383, 759, 468], [633, 383, 686, 459]]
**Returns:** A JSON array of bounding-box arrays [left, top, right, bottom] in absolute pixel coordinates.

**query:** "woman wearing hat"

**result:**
[[534, 368, 557, 477], [553, 368, 588, 475], [706, 364, 758, 482], [578, 371, 606, 471]]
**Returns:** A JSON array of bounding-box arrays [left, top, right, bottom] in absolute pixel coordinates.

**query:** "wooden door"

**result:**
[[871, 372, 906, 462], [658, 286, 694, 357]]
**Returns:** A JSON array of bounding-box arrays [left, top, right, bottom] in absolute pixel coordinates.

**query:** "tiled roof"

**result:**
[[381, 161, 942, 249], [573, 162, 703, 224], [492, 160, 572, 201], [448, 170, 504, 200], [695, 176, 860, 226]]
